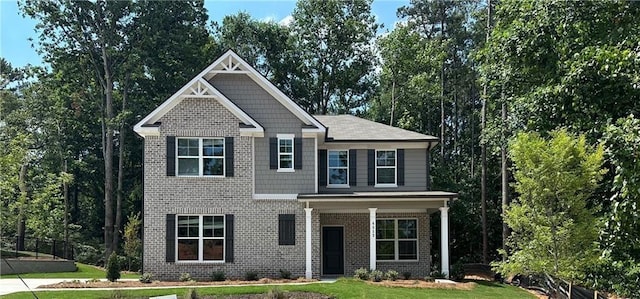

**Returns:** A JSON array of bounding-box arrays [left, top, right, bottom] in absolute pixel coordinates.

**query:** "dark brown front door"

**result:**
[[322, 226, 344, 275]]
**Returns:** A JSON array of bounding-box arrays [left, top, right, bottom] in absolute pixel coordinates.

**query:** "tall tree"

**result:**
[[289, 0, 379, 114]]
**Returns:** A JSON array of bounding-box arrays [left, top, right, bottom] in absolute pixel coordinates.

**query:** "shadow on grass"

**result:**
[[470, 280, 508, 288]]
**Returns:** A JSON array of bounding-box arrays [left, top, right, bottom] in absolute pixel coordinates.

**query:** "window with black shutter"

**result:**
[[278, 214, 295, 245]]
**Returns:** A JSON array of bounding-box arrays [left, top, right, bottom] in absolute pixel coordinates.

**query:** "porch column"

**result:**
[[439, 206, 450, 278], [304, 208, 313, 279], [369, 207, 377, 270]]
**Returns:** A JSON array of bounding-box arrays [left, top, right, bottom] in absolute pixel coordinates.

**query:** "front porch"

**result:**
[[299, 191, 458, 279]]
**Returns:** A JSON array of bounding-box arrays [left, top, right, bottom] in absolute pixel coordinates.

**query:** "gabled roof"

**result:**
[[314, 115, 439, 143], [134, 50, 325, 137]]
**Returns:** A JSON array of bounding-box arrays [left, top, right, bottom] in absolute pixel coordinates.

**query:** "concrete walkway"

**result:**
[[0, 278, 336, 296]]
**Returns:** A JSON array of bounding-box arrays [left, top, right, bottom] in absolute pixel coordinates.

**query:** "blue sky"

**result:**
[[0, 0, 408, 68]]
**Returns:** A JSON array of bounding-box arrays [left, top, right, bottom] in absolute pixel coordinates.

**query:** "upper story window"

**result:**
[[328, 150, 348, 186], [376, 150, 396, 186], [176, 215, 225, 262], [177, 138, 224, 176], [278, 134, 294, 172]]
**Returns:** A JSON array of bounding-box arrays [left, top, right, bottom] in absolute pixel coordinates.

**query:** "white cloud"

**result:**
[[279, 15, 294, 27]]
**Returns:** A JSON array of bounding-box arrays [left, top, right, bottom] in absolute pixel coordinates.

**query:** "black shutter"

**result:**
[[166, 136, 175, 176], [165, 214, 175, 263], [269, 138, 278, 169], [367, 149, 375, 186], [318, 150, 327, 186], [349, 149, 357, 186], [278, 214, 295, 245], [294, 138, 303, 169], [397, 149, 405, 186], [225, 137, 234, 177], [225, 214, 234, 263], [426, 150, 431, 190]]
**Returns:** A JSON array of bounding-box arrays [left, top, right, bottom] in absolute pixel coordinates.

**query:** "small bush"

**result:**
[[402, 271, 411, 280], [370, 269, 385, 282], [430, 270, 446, 279], [179, 272, 193, 282], [385, 270, 399, 281], [353, 267, 369, 280], [279, 269, 292, 279], [424, 276, 435, 282], [105, 251, 121, 282], [450, 261, 465, 281], [266, 287, 286, 299], [210, 270, 226, 281], [139, 272, 153, 283], [87, 278, 100, 283], [75, 244, 103, 266], [184, 288, 198, 299], [244, 270, 259, 281]]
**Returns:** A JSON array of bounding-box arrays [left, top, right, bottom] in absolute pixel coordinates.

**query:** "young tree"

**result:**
[[495, 130, 605, 281], [123, 212, 142, 271]]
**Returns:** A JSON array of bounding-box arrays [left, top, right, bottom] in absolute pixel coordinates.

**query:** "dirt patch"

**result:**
[[39, 277, 316, 289], [367, 279, 476, 290]]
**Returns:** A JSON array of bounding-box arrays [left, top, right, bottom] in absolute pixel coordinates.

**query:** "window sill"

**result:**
[[277, 168, 295, 173], [175, 175, 226, 178], [175, 260, 226, 264], [326, 185, 350, 189], [374, 184, 398, 188], [376, 260, 419, 263]]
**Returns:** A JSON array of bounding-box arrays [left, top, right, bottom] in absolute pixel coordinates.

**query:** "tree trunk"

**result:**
[[501, 100, 509, 260], [440, 3, 446, 165], [101, 42, 115, 259], [113, 76, 129, 254], [63, 159, 69, 258], [390, 79, 396, 126], [17, 163, 28, 251], [480, 0, 492, 265]]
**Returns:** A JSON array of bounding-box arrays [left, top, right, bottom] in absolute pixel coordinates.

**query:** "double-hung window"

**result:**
[[328, 150, 348, 186], [376, 150, 396, 186], [278, 134, 294, 172], [176, 215, 225, 262], [177, 138, 224, 176], [376, 219, 418, 261]]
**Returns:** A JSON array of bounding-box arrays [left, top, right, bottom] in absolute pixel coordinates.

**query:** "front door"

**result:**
[[322, 226, 344, 275]]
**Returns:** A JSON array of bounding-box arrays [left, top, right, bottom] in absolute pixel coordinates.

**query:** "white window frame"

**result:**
[[327, 150, 349, 188], [176, 137, 225, 177], [375, 149, 397, 187], [176, 214, 225, 263], [376, 218, 418, 262], [277, 134, 295, 172]]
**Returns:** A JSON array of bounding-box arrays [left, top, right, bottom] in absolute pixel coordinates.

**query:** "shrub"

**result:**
[[385, 270, 399, 281], [370, 269, 385, 282], [244, 270, 259, 281], [279, 269, 292, 279], [75, 244, 103, 266], [87, 278, 100, 283], [184, 288, 198, 299], [430, 270, 446, 279], [353, 267, 369, 280], [179, 272, 193, 282], [424, 276, 435, 282], [105, 251, 121, 282], [210, 270, 226, 281], [139, 272, 153, 283], [266, 287, 286, 299], [450, 261, 465, 281], [402, 271, 411, 280]]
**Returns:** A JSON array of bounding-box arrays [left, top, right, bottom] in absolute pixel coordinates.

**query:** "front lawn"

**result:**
[[0, 262, 138, 279], [4, 278, 535, 299]]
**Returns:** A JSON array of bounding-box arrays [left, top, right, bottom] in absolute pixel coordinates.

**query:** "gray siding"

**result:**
[[210, 74, 314, 194], [320, 148, 428, 193]]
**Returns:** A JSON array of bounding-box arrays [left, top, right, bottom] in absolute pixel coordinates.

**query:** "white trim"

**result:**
[[327, 149, 349, 187], [252, 194, 298, 200], [305, 208, 313, 279], [314, 137, 318, 193], [175, 214, 226, 263], [369, 208, 377, 270], [277, 134, 295, 172], [321, 225, 346, 276], [375, 149, 397, 186], [252, 137, 256, 198], [319, 142, 431, 150], [440, 207, 450, 278], [375, 218, 419, 262], [176, 137, 225, 177], [317, 208, 428, 214], [374, 184, 398, 188]]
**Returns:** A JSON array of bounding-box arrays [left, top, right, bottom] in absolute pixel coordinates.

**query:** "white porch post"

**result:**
[[305, 207, 313, 279], [439, 206, 450, 278], [369, 208, 377, 270]]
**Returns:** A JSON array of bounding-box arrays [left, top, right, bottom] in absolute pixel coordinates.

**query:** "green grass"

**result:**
[[3, 278, 535, 299], [0, 262, 138, 279]]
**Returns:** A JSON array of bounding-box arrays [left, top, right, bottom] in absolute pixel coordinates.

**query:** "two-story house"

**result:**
[[133, 50, 458, 280]]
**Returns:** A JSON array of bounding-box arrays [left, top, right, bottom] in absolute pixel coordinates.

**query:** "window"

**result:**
[[328, 150, 348, 186], [278, 214, 295, 245], [376, 150, 396, 185], [176, 215, 225, 262], [177, 138, 224, 176], [278, 134, 294, 172], [376, 219, 417, 261]]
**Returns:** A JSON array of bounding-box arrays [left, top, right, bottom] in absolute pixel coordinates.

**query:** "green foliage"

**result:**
[[139, 272, 153, 284], [401, 271, 411, 280], [179, 272, 193, 282], [244, 271, 259, 281], [184, 288, 198, 299], [429, 271, 446, 279], [385, 270, 399, 281], [353, 268, 369, 280], [266, 287, 286, 299], [450, 261, 465, 281], [210, 271, 226, 282], [123, 212, 142, 271], [369, 270, 384, 282], [105, 251, 121, 282], [495, 130, 605, 281], [278, 269, 291, 280]]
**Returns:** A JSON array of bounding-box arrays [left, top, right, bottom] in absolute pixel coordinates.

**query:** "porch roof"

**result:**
[[297, 191, 458, 211]]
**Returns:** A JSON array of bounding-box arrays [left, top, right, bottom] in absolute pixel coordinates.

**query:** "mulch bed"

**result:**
[[39, 277, 316, 289], [367, 279, 477, 290]]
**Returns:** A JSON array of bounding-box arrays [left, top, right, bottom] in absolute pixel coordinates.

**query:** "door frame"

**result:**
[[321, 225, 345, 276]]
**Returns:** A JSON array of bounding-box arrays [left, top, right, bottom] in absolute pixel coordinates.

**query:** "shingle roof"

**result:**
[[313, 114, 438, 142]]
